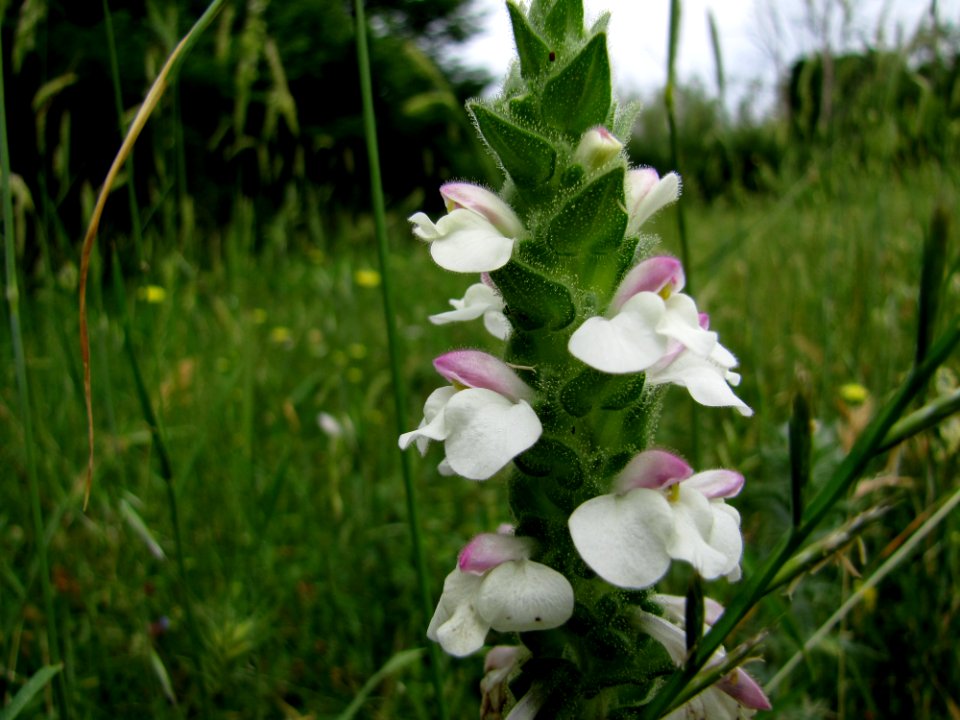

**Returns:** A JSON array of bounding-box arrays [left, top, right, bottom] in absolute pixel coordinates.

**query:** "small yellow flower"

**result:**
[[252, 308, 268, 325], [137, 285, 167, 303], [354, 269, 381, 288], [269, 326, 293, 344], [839, 382, 869, 404]]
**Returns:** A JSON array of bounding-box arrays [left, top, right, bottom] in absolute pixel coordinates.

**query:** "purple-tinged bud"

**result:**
[[717, 668, 773, 711]]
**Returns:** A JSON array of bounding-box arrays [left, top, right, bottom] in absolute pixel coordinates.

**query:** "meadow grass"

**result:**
[[2, 150, 958, 717]]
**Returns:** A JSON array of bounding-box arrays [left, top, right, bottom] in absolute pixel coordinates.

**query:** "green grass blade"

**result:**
[[335, 648, 426, 720], [0, 23, 70, 720], [0, 664, 64, 720], [353, 3, 448, 717]]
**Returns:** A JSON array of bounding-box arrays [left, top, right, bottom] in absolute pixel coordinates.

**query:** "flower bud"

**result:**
[[573, 126, 623, 172]]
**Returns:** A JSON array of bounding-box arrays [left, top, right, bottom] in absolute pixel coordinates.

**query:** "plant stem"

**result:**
[[352, 2, 449, 718], [0, 25, 71, 720]]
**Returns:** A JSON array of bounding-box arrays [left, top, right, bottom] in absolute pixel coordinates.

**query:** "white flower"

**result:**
[[625, 167, 681, 236], [568, 256, 752, 415], [638, 595, 772, 718], [429, 277, 511, 340], [409, 183, 523, 273], [428, 532, 575, 657], [398, 350, 541, 479], [568, 450, 744, 588]]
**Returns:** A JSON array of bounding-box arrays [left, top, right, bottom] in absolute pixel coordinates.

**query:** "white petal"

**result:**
[[477, 560, 574, 632], [409, 211, 442, 240], [483, 311, 512, 340], [398, 386, 456, 451], [427, 569, 488, 657], [429, 283, 503, 325], [442, 389, 542, 480], [636, 611, 687, 665], [568, 489, 675, 588], [627, 171, 681, 235], [660, 294, 717, 357], [429, 209, 515, 273], [666, 487, 742, 580], [434, 599, 490, 657], [569, 293, 670, 374], [647, 351, 753, 416]]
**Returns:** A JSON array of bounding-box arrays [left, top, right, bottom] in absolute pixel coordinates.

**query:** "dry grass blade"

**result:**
[[78, 0, 226, 510]]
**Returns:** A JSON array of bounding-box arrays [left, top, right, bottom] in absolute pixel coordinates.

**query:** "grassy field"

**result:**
[[3, 144, 958, 718]]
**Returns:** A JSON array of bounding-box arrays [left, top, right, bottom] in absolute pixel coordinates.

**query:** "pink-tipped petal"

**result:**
[[440, 183, 524, 238], [611, 256, 685, 311], [613, 449, 693, 494], [684, 469, 745, 499], [434, 350, 533, 402], [458, 533, 534, 574], [716, 667, 773, 710]]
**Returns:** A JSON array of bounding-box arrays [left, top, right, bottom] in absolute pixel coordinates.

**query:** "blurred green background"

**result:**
[[1, 0, 959, 717]]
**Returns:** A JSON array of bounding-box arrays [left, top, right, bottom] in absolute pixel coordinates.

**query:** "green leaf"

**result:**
[[469, 103, 557, 186], [542, 33, 611, 135], [0, 664, 63, 720], [544, 0, 584, 44], [508, 2, 552, 81], [545, 167, 626, 256], [490, 261, 575, 331]]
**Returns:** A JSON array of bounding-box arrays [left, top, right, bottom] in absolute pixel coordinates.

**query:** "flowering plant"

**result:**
[[398, 1, 767, 715]]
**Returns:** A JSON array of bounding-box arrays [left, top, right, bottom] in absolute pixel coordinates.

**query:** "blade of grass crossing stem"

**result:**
[[640, 317, 960, 718], [916, 202, 949, 367], [0, 664, 64, 720], [353, 2, 448, 718], [665, 0, 699, 468], [79, 0, 227, 509], [0, 27, 71, 720]]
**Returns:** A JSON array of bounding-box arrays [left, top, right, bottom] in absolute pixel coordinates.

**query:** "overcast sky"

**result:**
[[452, 0, 955, 114]]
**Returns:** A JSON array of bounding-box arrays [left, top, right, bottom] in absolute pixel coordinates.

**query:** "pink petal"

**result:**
[[434, 350, 533, 402], [440, 183, 523, 237], [684, 469, 745, 499], [613, 449, 693, 494], [611, 256, 685, 311], [458, 533, 534, 574]]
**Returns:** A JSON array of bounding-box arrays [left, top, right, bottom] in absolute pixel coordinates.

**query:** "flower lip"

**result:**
[[433, 350, 533, 402], [613, 449, 693, 494], [611, 256, 685, 312], [440, 183, 524, 238]]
